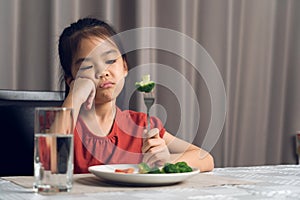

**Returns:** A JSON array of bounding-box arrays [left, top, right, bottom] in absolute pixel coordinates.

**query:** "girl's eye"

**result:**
[[79, 65, 93, 70], [105, 59, 116, 65]]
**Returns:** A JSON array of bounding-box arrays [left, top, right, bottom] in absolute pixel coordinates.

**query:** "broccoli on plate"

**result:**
[[138, 162, 193, 174]]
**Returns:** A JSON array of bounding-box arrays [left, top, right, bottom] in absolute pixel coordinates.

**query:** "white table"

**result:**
[[1, 165, 300, 200]]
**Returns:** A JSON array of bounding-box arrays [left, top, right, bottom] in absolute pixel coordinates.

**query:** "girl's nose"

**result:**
[[96, 71, 109, 79]]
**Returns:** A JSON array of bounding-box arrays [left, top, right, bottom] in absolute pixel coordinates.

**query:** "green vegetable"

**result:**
[[163, 162, 192, 173], [138, 162, 193, 174], [148, 166, 162, 174], [138, 162, 151, 174], [162, 163, 178, 173], [135, 74, 155, 93]]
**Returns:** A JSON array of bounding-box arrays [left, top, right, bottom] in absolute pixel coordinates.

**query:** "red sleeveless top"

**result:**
[[74, 107, 165, 173]]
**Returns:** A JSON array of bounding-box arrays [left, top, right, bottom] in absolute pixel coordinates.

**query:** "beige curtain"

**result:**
[[1, 0, 300, 167]]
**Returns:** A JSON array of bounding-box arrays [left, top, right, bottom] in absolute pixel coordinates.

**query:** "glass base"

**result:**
[[33, 184, 72, 193]]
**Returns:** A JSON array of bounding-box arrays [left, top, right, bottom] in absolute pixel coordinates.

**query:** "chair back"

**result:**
[[0, 90, 64, 176]]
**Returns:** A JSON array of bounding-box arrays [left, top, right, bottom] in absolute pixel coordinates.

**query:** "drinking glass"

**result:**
[[296, 132, 300, 164], [33, 107, 74, 193]]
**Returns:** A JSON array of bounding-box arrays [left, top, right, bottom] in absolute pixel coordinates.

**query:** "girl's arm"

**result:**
[[142, 129, 214, 172], [163, 131, 214, 172]]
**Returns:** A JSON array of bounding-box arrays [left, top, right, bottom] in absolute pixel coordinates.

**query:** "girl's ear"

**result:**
[[65, 76, 73, 86], [64, 76, 73, 97], [123, 60, 128, 77]]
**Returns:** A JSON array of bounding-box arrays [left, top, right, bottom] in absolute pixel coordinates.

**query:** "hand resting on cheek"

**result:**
[[70, 76, 96, 110]]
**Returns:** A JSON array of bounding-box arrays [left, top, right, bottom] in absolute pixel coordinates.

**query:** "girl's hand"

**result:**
[[142, 128, 171, 167], [69, 76, 96, 110], [69, 65, 103, 110]]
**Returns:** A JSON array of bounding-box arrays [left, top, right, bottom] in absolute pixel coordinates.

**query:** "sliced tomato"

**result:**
[[114, 168, 135, 174]]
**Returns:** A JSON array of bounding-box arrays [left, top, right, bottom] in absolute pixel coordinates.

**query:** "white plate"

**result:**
[[88, 164, 200, 186]]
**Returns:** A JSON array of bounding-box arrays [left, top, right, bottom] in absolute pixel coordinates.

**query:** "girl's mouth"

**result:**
[[100, 81, 114, 88]]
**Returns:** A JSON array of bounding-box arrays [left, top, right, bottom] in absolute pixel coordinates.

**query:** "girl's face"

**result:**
[[70, 36, 128, 105]]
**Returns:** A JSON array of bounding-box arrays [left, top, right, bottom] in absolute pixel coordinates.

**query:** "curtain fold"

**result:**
[[0, 0, 299, 167]]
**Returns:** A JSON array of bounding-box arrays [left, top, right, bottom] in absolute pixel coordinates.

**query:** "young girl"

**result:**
[[58, 17, 214, 173]]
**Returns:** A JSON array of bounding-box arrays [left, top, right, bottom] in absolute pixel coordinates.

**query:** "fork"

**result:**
[[143, 91, 155, 131]]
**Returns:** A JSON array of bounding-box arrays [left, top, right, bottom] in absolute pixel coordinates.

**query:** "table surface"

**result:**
[[1, 165, 300, 200]]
